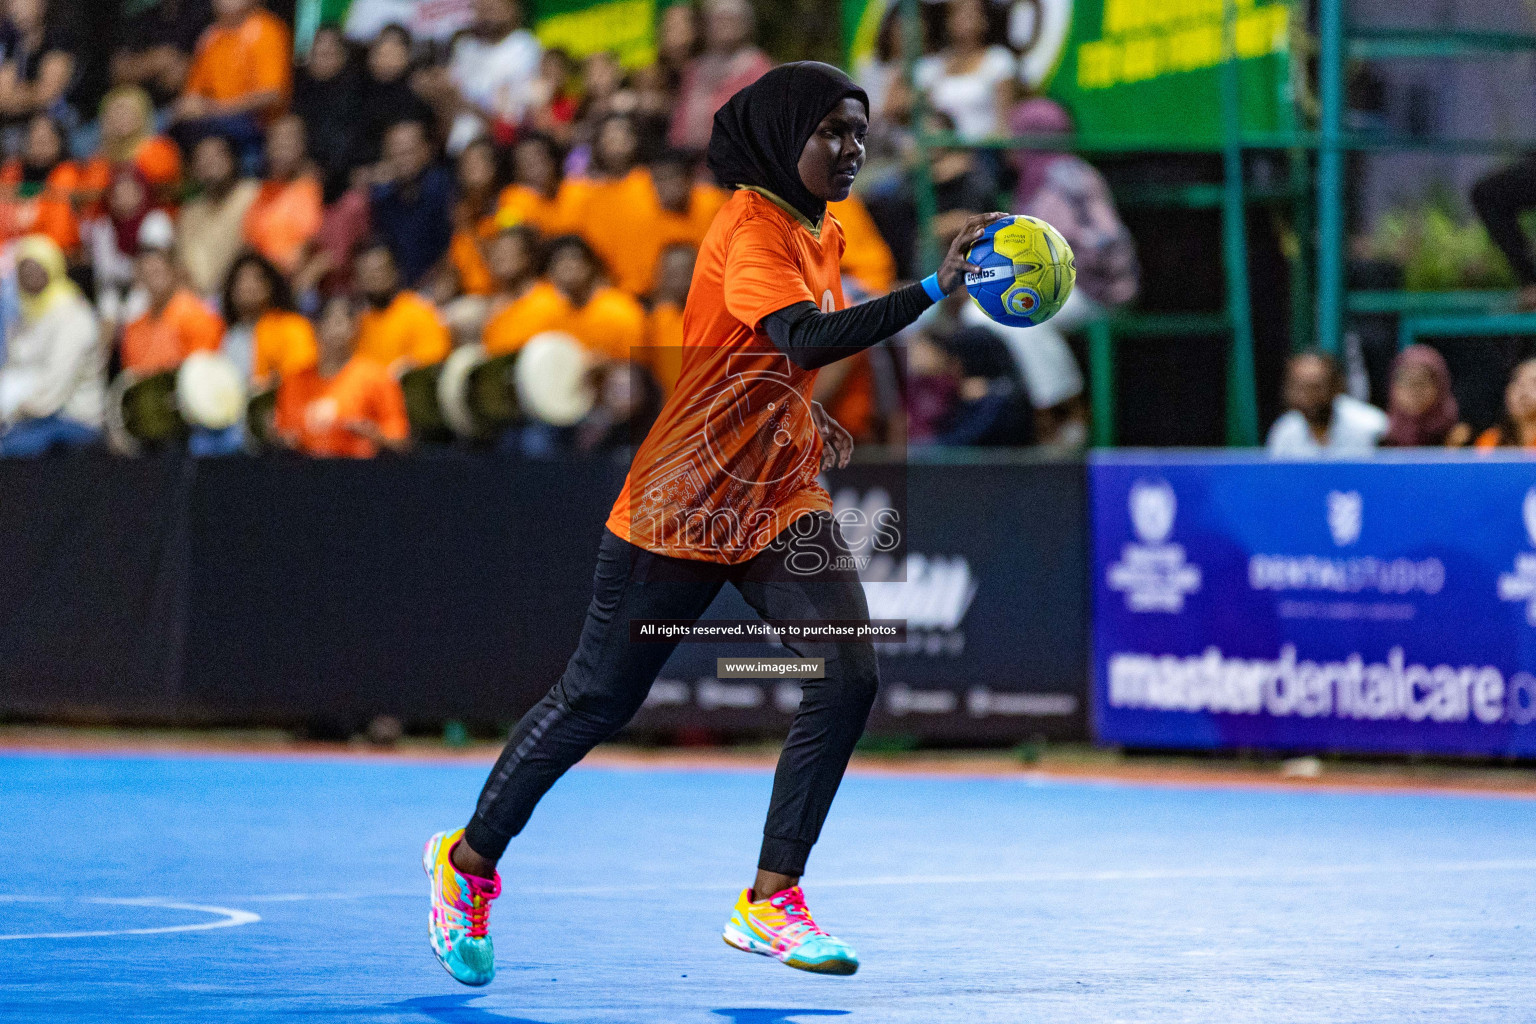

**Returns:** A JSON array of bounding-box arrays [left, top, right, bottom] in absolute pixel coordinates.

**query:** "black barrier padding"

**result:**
[[0, 455, 191, 719], [181, 456, 626, 729]]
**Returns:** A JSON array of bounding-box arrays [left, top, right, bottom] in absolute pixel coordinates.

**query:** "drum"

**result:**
[[245, 387, 279, 450], [177, 352, 247, 431], [516, 332, 597, 428], [399, 361, 451, 442], [105, 369, 184, 456]]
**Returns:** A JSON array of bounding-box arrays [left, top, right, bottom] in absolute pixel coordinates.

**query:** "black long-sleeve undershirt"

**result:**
[[761, 282, 935, 371]]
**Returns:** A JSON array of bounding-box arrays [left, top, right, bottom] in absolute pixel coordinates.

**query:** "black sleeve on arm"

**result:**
[[761, 282, 934, 371]]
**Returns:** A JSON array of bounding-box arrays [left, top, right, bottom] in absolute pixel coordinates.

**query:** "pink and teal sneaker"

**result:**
[[722, 886, 859, 975], [422, 829, 501, 986]]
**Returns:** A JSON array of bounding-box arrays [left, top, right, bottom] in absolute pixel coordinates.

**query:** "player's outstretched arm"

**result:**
[[762, 212, 1009, 371]]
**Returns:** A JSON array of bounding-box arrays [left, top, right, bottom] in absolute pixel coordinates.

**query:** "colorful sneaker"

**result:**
[[422, 829, 501, 986], [722, 886, 859, 975]]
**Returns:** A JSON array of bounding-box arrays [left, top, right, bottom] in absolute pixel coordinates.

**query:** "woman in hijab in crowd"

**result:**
[[1383, 344, 1469, 448], [0, 234, 105, 456], [419, 60, 1004, 989], [292, 24, 362, 203], [86, 165, 173, 336], [84, 86, 183, 207]]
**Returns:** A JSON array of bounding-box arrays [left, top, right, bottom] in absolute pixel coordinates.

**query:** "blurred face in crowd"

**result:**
[[548, 241, 599, 302], [538, 49, 574, 89], [1390, 360, 1440, 420], [798, 97, 867, 204], [383, 121, 433, 183], [487, 229, 538, 289], [1284, 354, 1341, 426], [16, 255, 47, 296], [582, 52, 624, 101], [137, 250, 178, 307], [592, 116, 639, 176], [704, 0, 753, 54], [651, 160, 692, 213], [513, 137, 559, 194], [629, 63, 672, 116], [101, 92, 150, 147], [6, 0, 45, 35], [369, 28, 412, 83], [308, 27, 348, 80], [23, 115, 62, 170], [355, 246, 400, 306], [945, 0, 989, 50], [265, 116, 307, 179], [654, 244, 695, 307], [1506, 360, 1536, 426], [230, 260, 273, 321], [317, 297, 358, 369], [658, 4, 699, 65], [108, 170, 148, 222], [472, 0, 517, 35], [192, 136, 238, 193], [457, 141, 499, 196], [213, 0, 258, 27]]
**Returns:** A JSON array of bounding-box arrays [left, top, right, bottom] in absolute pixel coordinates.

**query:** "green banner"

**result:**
[[846, 0, 1293, 148]]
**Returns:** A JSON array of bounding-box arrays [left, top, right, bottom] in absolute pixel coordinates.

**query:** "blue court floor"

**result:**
[[3, 751, 1536, 1023]]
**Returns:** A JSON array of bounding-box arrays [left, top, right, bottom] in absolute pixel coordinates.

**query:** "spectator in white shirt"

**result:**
[[914, 0, 1016, 142], [0, 234, 105, 456], [440, 0, 541, 152], [1267, 351, 1388, 457]]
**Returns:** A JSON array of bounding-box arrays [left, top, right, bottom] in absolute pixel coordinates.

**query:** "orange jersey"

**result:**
[[80, 137, 184, 210], [184, 10, 292, 109], [829, 194, 896, 295], [0, 161, 85, 253], [449, 226, 495, 296], [481, 280, 645, 362], [640, 300, 686, 399], [562, 169, 659, 295], [252, 310, 320, 383], [605, 189, 846, 563], [275, 356, 409, 459], [121, 291, 225, 374], [244, 176, 324, 273], [494, 183, 579, 235], [638, 182, 730, 294], [355, 292, 450, 370]]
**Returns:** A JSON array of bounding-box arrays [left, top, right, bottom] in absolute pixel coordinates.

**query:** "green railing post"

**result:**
[[1316, 0, 1346, 354], [1220, 0, 1259, 445], [900, 0, 941, 275], [1087, 320, 1115, 447]]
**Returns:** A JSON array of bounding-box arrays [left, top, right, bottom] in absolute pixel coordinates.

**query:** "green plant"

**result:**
[[1367, 184, 1516, 291]]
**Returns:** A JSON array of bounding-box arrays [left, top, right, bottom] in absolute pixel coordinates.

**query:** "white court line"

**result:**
[[201, 856, 1536, 904], [0, 897, 260, 941]]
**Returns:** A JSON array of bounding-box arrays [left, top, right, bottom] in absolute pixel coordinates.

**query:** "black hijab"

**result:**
[[706, 61, 868, 226]]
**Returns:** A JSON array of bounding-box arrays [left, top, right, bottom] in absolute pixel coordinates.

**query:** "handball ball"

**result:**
[[964, 215, 1076, 328]]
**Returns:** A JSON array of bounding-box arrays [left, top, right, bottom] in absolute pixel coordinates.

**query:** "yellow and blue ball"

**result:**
[[963, 215, 1076, 328]]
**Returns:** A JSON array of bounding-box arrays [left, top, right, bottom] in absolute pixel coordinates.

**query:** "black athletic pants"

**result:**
[[1472, 156, 1536, 287], [463, 512, 879, 877]]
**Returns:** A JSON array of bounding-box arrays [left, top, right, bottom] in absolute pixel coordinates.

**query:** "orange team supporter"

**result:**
[[0, 161, 83, 253], [640, 300, 686, 399], [482, 279, 645, 361], [605, 188, 846, 563], [183, 7, 292, 113], [275, 357, 409, 458], [121, 292, 226, 374], [355, 292, 451, 369], [252, 310, 319, 382], [828, 194, 895, 294], [80, 139, 182, 211], [562, 169, 658, 295], [495, 182, 579, 236], [638, 181, 728, 295], [244, 175, 324, 273], [449, 224, 495, 296]]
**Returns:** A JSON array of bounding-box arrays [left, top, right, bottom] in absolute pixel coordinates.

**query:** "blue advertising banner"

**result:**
[[1091, 452, 1536, 758]]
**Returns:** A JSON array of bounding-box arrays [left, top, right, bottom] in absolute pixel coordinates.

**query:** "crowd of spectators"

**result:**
[[0, 0, 1128, 460]]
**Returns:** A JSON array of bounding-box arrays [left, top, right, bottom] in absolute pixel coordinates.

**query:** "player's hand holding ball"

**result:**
[[936, 212, 1013, 295]]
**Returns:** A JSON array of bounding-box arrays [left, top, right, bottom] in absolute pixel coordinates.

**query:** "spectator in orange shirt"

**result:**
[[120, 247, 226, 374], [0, 113, 82, 254], [243, 115, 323, 275], [80, 87, 183, 211], [1477, 358, 1536, 450], [172, 0, 292, 164], [222, 252, 318, 390], [275, 294, 411, 459], [639, 242, 694, 400], [482, 233, 644, 362], [495, 132, 576, 235], [444, 138, 506, 300], [484, 223, 543, 321], [353, 239, 451, 371], [639, 150, 727, 297], [565, 113, 660, 295]]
